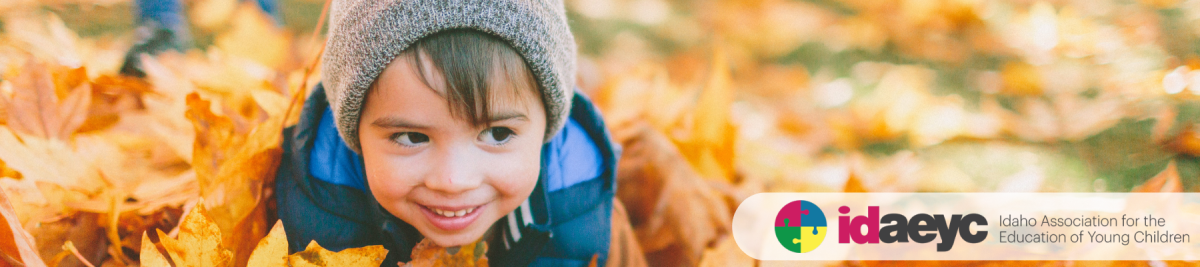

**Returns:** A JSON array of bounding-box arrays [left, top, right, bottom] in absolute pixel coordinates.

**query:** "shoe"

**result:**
[[119, 22, 187, 77]]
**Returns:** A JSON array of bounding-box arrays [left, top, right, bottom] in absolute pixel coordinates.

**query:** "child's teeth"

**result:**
[[431, 207, 476, 217]]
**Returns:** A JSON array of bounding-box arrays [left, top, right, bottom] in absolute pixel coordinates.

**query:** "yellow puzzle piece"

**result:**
[[799, 226, 827, 253]]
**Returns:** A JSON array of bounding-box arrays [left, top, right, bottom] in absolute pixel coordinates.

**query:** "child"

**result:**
[[273, 0, 644, 266]]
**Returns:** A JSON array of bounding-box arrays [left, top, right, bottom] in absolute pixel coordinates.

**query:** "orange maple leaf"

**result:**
[[2, 57, 91, 141]]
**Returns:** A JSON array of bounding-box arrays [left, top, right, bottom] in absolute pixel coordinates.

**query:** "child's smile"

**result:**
[[355, 44, 546, 247], [418, 202, 486, 231]]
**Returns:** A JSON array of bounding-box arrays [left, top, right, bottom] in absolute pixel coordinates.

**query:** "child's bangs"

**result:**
[[401, 29, 541, 127]]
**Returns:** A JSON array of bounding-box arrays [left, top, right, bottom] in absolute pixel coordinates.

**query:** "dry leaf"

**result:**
[[139, 232, 171, 267], [142, 208, 389, 267], [676, 45, 738, 182], [697, 237, 754, 267], [615, 123, 732, 266], [1166, 126, 1200, 156], [190, 0, 239, 31], [214, 4, 293, 69], [155, 203, 233, 267], [5, 57, 91, 141], [245, 220, 287, 267], [402, 238, 488, 267], [0, 187, 47, 267], [0, 126, 102, 192], [844, 172, 868, 193], [1000, 62, 1043, 96], [186, 91, 291, 265], [287, 241, 387, 267]]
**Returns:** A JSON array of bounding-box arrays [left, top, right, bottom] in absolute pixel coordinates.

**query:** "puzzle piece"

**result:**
[[799, 226, 827, 253]]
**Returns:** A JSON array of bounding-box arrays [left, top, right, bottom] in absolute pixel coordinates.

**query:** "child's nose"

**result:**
[[422, 145, 484, 194]]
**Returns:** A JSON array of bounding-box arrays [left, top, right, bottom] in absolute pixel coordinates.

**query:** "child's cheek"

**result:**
[[487, 143, 542, 200], [362, 153, 422, 216]]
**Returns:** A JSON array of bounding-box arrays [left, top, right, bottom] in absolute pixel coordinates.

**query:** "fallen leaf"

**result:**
[[1166, 126, 1200, 156], [288, 241, 387, 267], [697, 237, 754, 267], [0, 14, 83, 67], [214, 4, 293, 69], [155, 203, 233, 267], [1000, 62, 1043, 96], [676, 44, 738, 182], [139, 232, 171, 267], [5, 57, 92, 141], [186, 91, 291, 265], [0, 126, 103, 192], [844, 172, 868, 193], [615, 123, 732, 266], [402, 238, 488, 267], [0, 186, 47, 267], [245, 220, 287, 267], [190, 0, 239, 31]]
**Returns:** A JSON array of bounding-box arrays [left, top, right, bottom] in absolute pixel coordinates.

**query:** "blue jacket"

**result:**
[[275, 84, 621, 266]]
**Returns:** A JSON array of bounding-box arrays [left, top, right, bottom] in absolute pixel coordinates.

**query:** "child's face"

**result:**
[[357, 54, 546, 247]]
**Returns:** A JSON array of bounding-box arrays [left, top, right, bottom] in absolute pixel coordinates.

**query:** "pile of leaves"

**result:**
[[0, 0, 1197, 266]]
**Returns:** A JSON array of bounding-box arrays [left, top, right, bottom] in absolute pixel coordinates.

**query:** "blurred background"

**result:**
[[0, 0, 1198, 266]]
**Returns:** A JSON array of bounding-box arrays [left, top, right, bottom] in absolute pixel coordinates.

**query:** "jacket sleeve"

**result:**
[[276, 167, 388, 253], [273, 89, 398, 254], [275, 121, 389, 253]]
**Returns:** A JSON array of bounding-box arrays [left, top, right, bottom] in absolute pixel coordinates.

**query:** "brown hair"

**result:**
[[380, 29, 542, 127]]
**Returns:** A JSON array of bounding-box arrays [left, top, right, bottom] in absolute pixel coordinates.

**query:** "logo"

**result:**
[[774, 200, 827, 253], [838, 206, 988, 251]]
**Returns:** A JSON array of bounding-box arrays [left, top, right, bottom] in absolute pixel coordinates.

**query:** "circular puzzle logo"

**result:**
[[774, 200, 827, 253]]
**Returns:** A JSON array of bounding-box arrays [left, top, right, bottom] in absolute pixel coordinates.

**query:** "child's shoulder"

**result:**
[[541, 91, 619, 221], [527, 92, 620, 265]]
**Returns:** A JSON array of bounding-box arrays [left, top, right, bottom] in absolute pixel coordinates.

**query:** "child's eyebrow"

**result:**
[[488, 111, 528, 122], [369, 112, 526, 129], [371, 117, 429, 129]]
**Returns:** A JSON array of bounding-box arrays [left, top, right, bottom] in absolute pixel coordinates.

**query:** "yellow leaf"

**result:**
[[190, 0, 239, 31], [613, 125, 732, 266], [0, 187, 47, 267], [1001, 62, 1042, 96], [5, 57, 91, 140], [678, 44, 737, 182], [188, 90, 289, 265], [157, 204, 233, 267], [287, 241, 387, 267], [1, 14, 82, 67], [186, 93, 240, 196], [1166, 126, 1200, 156], [246, 220, 287, 267], [697, 237, 754, 267], [0, 126, 102, 192], [403, 239, 488, 267], [215, 4, 292, 69], [139, 232, 171, 267], [844, 172, 868, 193]]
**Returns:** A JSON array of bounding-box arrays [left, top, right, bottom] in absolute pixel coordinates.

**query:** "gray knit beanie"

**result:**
[[321, 0, 577, 152]]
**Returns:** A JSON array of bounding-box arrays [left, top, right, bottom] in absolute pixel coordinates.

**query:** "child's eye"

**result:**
[[390, 132, 429, 147], [478, 127, 516, 145]]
